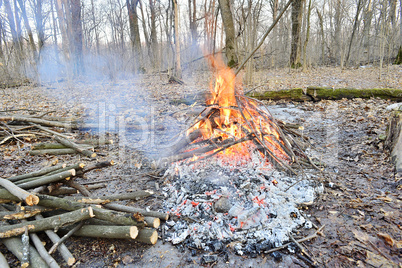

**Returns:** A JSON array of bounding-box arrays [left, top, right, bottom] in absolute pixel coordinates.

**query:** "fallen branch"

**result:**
[[7, 164, 66, 182], [54, 136, 97, 158], [12, 169, 76, 189], [29, 148, 83, 156], [0, 133, 36, 145], [35, 215, 76, 266], [136, 227, 158, 245], [27, 225, 60, 268], [32, 143, 93, 150], [104, 203, 168, 221], [0, 207, 46, 220], [63, 224, 139, 240], [0, 178, 39, 205], [1, 236, 48, 267], [0, 252, 9, 268], [48, 221, 84, 255], [0, 115, 73, 128], [0, 207, 94, 238]]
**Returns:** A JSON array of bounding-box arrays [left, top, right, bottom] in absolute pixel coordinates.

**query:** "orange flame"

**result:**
[[186, 55, 290, 164]]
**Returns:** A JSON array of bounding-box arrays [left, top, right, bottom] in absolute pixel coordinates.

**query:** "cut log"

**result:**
[[0, 208, 45, 220], [35, 215, 76, 266], [0, 252, 9, 268], [0, 178, 39, 205], [54, 136, 97, 158], [35, 194, 145, 227], [66, 225, 138, 240], [136, 228, 158, 245], [1, 236, 48, 268], [103, 203, 168, 221], [66, 190, 154, 204], [29, 148, 81, 156], [7, 164, 65, 182], [13, 169, 76, 189], [144, 217, 160, 228], [32, 143, 93, 150], [0, 207, 94, 238]]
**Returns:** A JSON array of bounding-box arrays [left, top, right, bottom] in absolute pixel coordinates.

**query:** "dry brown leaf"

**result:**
[[377, 196, 393, 203], [365, 251, 395, 268], [377, 232, 395, 247]]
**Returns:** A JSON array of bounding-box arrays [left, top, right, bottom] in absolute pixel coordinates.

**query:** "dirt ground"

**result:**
[[0, 65, 401, 267]]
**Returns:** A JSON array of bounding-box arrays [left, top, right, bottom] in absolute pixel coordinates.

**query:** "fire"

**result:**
[[182, 54, 295, 170]]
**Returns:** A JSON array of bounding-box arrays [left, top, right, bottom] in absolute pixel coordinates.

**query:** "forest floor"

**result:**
[[0, 65, 401, 267]]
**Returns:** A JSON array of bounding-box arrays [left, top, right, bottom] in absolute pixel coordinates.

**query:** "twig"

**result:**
[[7, 164, 66, 182], [289, 233, 317, 266], [29, 123, 74, 139], [54, 136, 96, 158], [48, 222, 85, 255], [35, 214, 76, 266], [265, 224, 325, 254]]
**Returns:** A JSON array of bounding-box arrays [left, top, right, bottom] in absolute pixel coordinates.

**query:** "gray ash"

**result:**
[[161, 157, 323, 256]]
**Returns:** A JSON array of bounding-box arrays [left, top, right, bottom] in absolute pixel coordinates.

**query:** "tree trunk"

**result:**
[[173, 0, 182, 79], [34, 0, 45, 53], [90, 0, 100, 55], [126, 0, 143, 73], [290, 0, 304, 68], [218, 0, 238, 68], [149, 0, 158, 68], [346, 0, 363, 65], [70, 0, 84, 76], [17, 0, 38, 60], [4, 0, 20, 51], [302, 0, 312, 71], [316, 8, 325, 65]]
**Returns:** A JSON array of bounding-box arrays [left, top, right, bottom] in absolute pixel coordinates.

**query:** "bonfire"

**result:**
[[169, 55, 312, 174]]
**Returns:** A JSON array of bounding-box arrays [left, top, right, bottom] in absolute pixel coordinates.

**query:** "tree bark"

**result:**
[[172, 0, 183, 79], [0, 207, 94, 238], [70, 0, 84, 76], [290, 0, 305, 68], [346, 0, 363, 65], [218, 0, 238, 67], [0, 178, 39, 206], [126, 0, 143, 72]]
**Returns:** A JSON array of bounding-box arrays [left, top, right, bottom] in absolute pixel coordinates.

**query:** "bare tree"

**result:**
[[172, 0, 182, 79], [16, 0, 38, 62], [218, 0, 238, 67], [346, 0, 363, 65], [290, 0, 305, 68], [126, 0, 143, 72]]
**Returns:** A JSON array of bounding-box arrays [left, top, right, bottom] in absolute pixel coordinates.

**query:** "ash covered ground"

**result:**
[[0, 66, 401, 267]]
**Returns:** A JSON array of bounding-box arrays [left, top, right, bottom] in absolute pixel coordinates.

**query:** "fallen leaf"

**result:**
[[377, 232, 395, 247]]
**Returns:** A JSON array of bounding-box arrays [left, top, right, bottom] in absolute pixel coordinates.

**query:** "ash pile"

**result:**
[[161, 156, 323, 256]]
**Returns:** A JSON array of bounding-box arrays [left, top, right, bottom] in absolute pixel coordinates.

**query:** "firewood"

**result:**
[[7, 164, 66, 182], [1, 236, 48, 268], [76, 139, 114, 145], [34, 194, 145, 227], [26, 223, 60, 268], [0, 207, 45, 220], [0, 115, 74, 128], [66, 190, 154, 204], [29, 148, 81, 156], [12, 169, 76, 190], [0, 207, 94, 238], [104, 203, 168, 221], [54, 136, 97, 158], [0, 252, 9, 268], [32, 143, 93, 150], [0, 178, 39, 206], [48, 222, 84, 254], [136, 228, 158, 245], [144, 217, 160, 228], [16, 165, 83, 185], [46, 183, 105, 196], [64, 224, 139, 240], [35, 215, 76, 266]]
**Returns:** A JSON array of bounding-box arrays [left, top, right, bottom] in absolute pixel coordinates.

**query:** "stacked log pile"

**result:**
[[0, 114, 166, 267]]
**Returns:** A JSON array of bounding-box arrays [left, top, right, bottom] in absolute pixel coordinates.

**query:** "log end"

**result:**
[[149, 230, 158, 245], [145, 217, 160, 229], [78, 163, 86, 169], [90, 153, 97, 158], [87, 207, 95, 218], [26, 194, 40, 206], [130, 226, 139, 239], [67, 257, 76, 266], [68, 169, 76, 177]]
